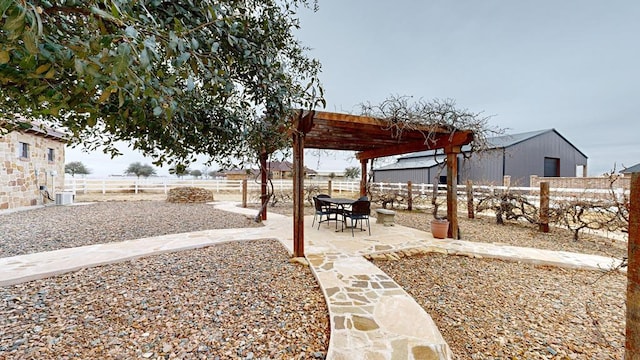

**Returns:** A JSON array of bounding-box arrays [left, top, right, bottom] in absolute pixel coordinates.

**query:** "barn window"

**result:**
[[544, 157, 560, 177], [18, 142, 29, 159]]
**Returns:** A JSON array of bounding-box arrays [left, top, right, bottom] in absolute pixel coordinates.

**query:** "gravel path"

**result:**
[[0, 201, 261, 258], [0, 239, 330, 359]]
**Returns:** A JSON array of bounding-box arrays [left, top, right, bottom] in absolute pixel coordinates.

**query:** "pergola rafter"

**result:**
[[289, 110, 474, 257]]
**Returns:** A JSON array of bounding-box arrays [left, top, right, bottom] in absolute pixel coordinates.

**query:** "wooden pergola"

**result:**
[[289, 110, 474, 257]]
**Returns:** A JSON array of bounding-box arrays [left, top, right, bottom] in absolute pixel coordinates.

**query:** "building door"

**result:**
[[544, 157, 560, 177]]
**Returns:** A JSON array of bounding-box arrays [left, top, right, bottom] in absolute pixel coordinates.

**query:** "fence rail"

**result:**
[[64, 178, 361, 195], [64, 178, 628, 202]]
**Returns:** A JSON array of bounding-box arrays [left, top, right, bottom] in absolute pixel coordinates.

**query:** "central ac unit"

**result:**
[[55, 192, 74, 205]]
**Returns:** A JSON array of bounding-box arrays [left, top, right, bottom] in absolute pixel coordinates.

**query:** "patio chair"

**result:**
[[312, 196, 340, 229], [342, 199, 371, 236]]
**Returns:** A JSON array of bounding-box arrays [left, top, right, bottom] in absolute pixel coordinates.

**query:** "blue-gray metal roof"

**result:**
[[397, 129, 588, 160], [484, 129, 551, 148], [621, 163, 640, 174], [375, 156, 445, 171]]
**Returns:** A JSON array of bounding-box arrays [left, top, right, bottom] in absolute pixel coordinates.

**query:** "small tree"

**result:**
[[125, 162, 156, 178], [328, 172, 336, 179], [344, 166, 360, 179], [190, 169, 203, 179], [65, 161, 91, 177]]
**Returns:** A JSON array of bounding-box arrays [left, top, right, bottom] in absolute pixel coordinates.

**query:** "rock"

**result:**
[[290, 257, 309, 266], [352, 315, 379, 331], [166, 187, 214, 203]]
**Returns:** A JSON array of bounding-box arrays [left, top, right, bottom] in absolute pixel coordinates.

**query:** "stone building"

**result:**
[[1, 125, 66, 210]]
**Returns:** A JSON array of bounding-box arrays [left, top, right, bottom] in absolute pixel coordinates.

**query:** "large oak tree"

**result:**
[[1, 0, 323, 166]]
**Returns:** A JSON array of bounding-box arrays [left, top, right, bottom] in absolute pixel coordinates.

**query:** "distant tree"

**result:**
[[190, 169, 203, 179], [125, 162, 156, 178], [208, 170, 222, 179], [328, 172, 336, 179], [65, 161, 91, 177], [344, 167, 361, 179]]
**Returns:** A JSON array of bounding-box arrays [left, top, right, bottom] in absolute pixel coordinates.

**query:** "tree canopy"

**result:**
[[125, 162, 156, 178], [1, 0, 324, 167], [64, 161, 91, 177]]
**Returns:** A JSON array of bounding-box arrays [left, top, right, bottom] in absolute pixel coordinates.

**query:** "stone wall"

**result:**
[[0, 131, 65, 210], [529, 175, 630, 193]]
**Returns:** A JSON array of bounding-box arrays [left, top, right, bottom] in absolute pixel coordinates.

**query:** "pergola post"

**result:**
[[292, 130, 305, 257], [626, 172, 640, 357], [359, 159, 368, 197], [292, 111, 314, 258], [445, 146, 460, 239]]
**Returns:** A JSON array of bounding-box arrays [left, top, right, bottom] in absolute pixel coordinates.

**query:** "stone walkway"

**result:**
[[0, 202, 625, 360]]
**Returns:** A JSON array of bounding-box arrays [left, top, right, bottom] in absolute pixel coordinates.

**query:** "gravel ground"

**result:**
[[374, 255, 625, 360], [0, 239, 330, 359], [397, 209, 628, 259], [266, 203, 628, 359], [1, 199, 628, 359], [0, 201, 261, 258]]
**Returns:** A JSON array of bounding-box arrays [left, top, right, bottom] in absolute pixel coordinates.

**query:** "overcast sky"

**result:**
[[67, 0, 639, 177]]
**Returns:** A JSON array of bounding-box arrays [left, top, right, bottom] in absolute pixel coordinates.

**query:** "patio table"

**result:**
[[322, 198, 356, 232]]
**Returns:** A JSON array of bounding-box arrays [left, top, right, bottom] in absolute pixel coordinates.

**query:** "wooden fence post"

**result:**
[[539, 181, 550, 232], [503, 175, 511, 188], [626, 173, 640, 358], [328, 179, 332, 197], [407, 181, 413, 211], [242, 179, 247, 208], [466, 180, 474, 219]]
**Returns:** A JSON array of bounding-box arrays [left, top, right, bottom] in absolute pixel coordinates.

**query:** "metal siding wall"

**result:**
[[504, 131, 587, 186], [372, 131, 587, 187], [373, 168, 430, 184], [460, 150, 504, 185]]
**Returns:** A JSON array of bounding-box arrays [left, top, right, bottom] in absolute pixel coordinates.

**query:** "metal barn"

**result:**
[[373, 129, 588, 187]]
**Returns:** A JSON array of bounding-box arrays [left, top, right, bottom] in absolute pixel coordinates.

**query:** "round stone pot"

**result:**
[[430, 219, 449, 239]]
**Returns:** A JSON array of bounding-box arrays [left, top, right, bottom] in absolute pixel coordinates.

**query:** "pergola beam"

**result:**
[[355, 131, 473, 161]]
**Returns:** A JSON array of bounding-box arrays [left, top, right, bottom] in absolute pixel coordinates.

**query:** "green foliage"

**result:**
[[344, 166, 360, 179], [64, 161, 91, 177], [125, 162, 156, 178], [1, 0, 324, 167], [328, 172, 336, 179], [169, 164, 190, 178]]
